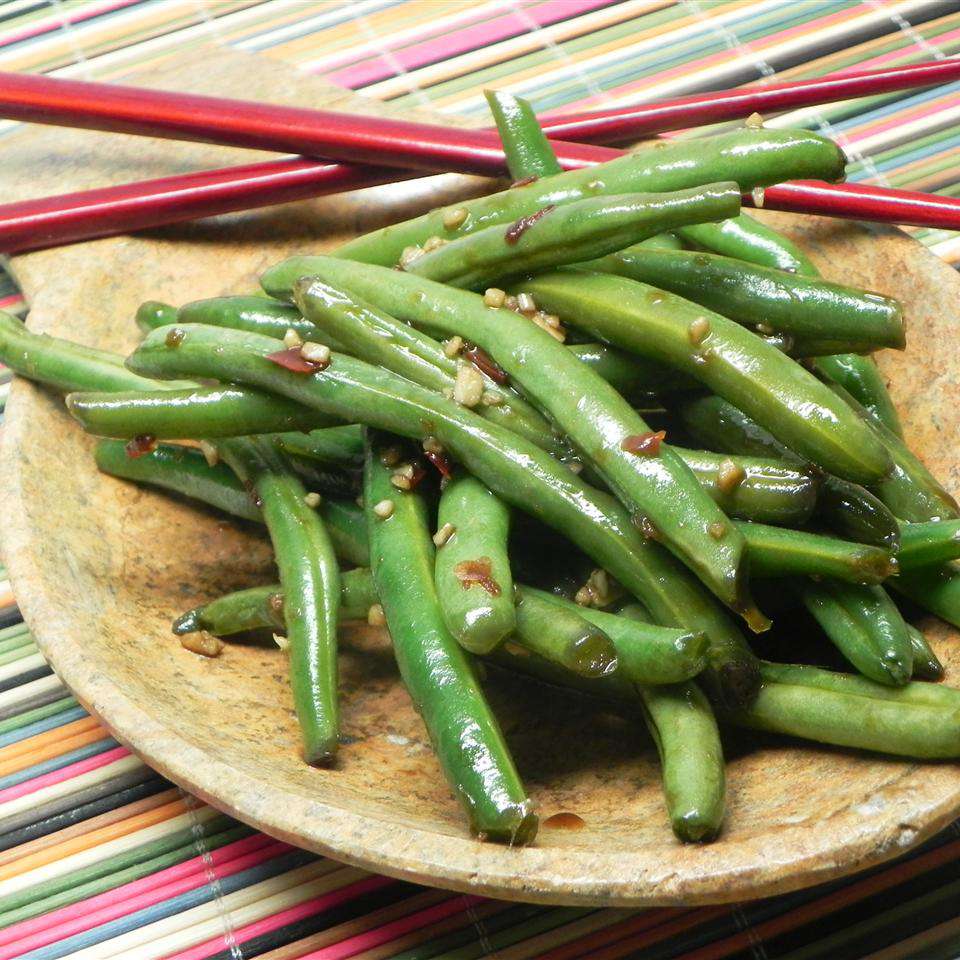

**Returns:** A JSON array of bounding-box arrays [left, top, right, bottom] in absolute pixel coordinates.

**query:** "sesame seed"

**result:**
[[531, 312, 566, 341], [423, 235, 446, 253], [443, 207, 468, 230], [568, 460, 583, 474], [745, 111, 764, 129], [422, 436, 444, 455], [379, 446, 402, 467], [442, 335, 464, 358], [390, 474, 412, 491], [483, 287, 506, 308], [367, 603, 387, 626], [180, 631, 223, 657], [433, 522, 456, 547], [574, 586, 593, 606], [751, 186, 766, 208], [481, 391, 503, 406], [273, 633, 290, 651], [503, 295, 519, 312], [300, 341, 331, 365], [399, 245, 423, 268], [395, 462, 416, 479], [453, 362, 484, 408], [283, 328, 303, 349], [198, 440, 219, 468], [373, 499, 395, 519], [716, 459, 746, 494], [587, 179, 604, 190], [708, 521, 727, 540], [304, 492, 322, 508]]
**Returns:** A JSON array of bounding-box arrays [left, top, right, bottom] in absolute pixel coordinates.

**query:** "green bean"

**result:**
[[823, 379, 959, 522], [907, 624, 944, 682], [178, 295, 310, 339], [0, 310, 173, 393], [677, 393, 901, 549], [218, 437, 340, 764], [640, 232, 682, 250], [724, 682, 960, 759], [364, 429, 536, 843], [129, 323, 760, 706], [94, 439, 369, 565], [616, 602, 653, 623], [890, 562, 960, 629], [678, 212, 819, 275], [737, 522, 896, 584], [582, 247, 905, 350], [898, 520, 960, 569], [517, 271, 892, 484], [285, 453, 359, 500], [334, 128, 845, 266], [271, 426, 364, 467], [172, 568, 377, 637], [135, 301, 178, 332], [485, 89, 561, 180], [673, 448, 818, 526], [813, 354, 903, 437], [293, 277, 564, 457], [509, 588, 617, 678], [800, 581, 912, 686], [757, 661, 956, 707], [567, 342, 695, 400], [68, 386, 333, 438], [271, 263, 757, 623], [433, 474, 517, 654], [406, 185, 741, 289], [639, 682, 725, 841], [525, 587, 707, 684]]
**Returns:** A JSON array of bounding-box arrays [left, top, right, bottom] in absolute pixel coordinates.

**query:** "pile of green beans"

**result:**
[[6, 104, 960, 850]]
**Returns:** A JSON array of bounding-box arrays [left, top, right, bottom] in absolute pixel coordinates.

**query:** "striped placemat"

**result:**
[[3, 2, 960, 958]]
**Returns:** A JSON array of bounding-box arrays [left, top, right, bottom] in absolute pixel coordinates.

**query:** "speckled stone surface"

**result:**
[[2, 50, 960, 907]]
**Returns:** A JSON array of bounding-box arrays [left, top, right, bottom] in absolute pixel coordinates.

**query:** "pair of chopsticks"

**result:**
[[3, 58, 960, 254]]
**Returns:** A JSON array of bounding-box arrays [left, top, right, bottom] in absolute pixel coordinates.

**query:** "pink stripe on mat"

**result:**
[[327, 0, 617, 89], [0, 0, 140, 50], [301, 894, 487, 960], [164, 875, 396, 960], [0, 833, 279, 949], [0, 841, 291, 959], [0, 745, 129, 805]]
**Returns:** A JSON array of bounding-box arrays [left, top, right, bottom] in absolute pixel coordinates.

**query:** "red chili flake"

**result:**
[[453, 558, 501, 597], [463, 345, 508, 384], [424, 449, 453, 479], [510, 175, 539, 188], [504, 204, 556, 245], [407, 463, 428, 491], [621, 430, 667, 456], [266, 348, 327, 374], [125, 434, 157, 459]]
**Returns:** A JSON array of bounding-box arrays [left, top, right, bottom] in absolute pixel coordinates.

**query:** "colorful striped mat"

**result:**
[[3, 2, 960, 957]]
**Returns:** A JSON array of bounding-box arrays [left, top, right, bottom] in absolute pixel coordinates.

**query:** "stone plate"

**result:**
[[2, 50, 960, 907]]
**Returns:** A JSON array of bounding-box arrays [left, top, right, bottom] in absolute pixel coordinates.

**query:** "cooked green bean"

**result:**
[[639, 682, 726, 841], [737, 522, 895, 584], [898, 520, 960, 569], [128, 322, 760, 706], [677, 213, 818, 275], [673, 448, 818, 526], [293, 277, 564, 457], [271, 263, 757, 623], [178, 295, 312, 339], [907, 624, 944, 682], [518, 271, 892, 484], [135, 301, 178, 332], [525, 587, 707, 684], [813, 354, 903, 437], [568, 342, 695, 399], [94, 439, 369, 566], [335, 128, 845, 266], [485, 89, 562, 180], [890, 563, 960, 629], [824, 379, 959, 522], [406, 185, 741, 289], [0, 310, 172, 393], [218, 437, 340, 764], [271, 426, 364, 467], [173, 568, 376, 636], [677, 393, 901, 549], [583, 247, 904, 350], [640, 232, 682, 250], [364, 429, 537, 844], [433, 474, 517, 655], [510, 587, 617, 678], [722, 665, 960, 759], [285, 453, 359, 499], [800, 581, 912, 686], [68, 386, 333, 438]]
